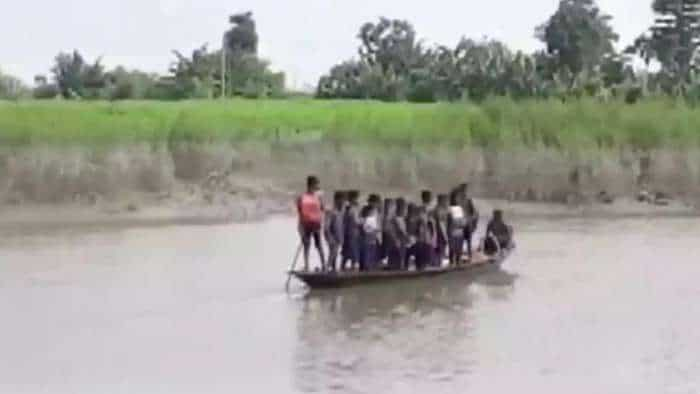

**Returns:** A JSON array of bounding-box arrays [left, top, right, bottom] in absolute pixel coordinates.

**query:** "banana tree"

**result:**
[[170, 44, 218, 98]]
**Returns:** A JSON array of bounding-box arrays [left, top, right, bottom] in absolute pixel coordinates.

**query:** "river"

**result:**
[[1, 215, 699, 393]]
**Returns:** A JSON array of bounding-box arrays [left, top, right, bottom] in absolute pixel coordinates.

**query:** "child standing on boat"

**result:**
[[341, 190, 361, 271], [360, 203, 381, 271], [420, 190, 438, 267], [448, 191, 467, 265], [381, 198, 393, 265], [433, 194, 449, 267], [414, 206, 433, 271], [324, 191, 346, 272], [385, 198, 408, 271], [368, 194, 384, 266], [456, 183, 479, 260], [405, 203, 419, 270]]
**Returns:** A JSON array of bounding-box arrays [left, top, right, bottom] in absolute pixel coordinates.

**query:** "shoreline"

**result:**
[[1, 195, 696, 234]]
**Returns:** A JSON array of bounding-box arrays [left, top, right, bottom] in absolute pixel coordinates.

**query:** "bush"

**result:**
[[625, 87, 643, 104], [406, 80, 437, 103], [33, 84, 60, 99], [109, 82, 134, 101]]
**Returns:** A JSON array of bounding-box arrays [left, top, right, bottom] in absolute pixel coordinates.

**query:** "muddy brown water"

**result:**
[[1, 216, 700, 393]]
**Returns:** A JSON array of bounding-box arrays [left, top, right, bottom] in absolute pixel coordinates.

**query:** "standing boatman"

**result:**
[[296, 175, 326, 271]]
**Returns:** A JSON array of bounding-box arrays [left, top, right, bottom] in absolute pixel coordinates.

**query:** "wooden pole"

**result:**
[[285, 243, 303, 292]]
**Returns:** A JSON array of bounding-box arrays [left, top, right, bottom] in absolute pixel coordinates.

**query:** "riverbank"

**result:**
[[2, 141, 699, 209], [2, 98, 700, 224]]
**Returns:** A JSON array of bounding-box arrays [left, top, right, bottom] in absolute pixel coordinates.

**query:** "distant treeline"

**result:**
[[2, 1, 700, 103], [3, 12, 285, 101], [317, 0, 700, 103]]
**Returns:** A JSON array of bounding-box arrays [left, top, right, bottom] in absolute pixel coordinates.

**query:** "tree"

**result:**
[[317, 14, 627, 102], [599, 54, 634, 88], [50, 50, 106, 99], [319, 18, 436, 101], [0, 68, 28, 99], [628, 0, 700, 83], [103, 67, 160, 100], [226, 56, 285, 98], [422, 45, 462, 100], [225, 11, 258, 57], [167, 45, 284, 100], [169, 44, 219, 98], [317, 61, 368, 99], [319, 23, 550, 102], [502, 51, 543, 99], [358, 18, 426, 77], [32, 75, 59, 99], [536, 0, 619, 76], [217, 11, 285, 98], [453, 38, 515, 100]]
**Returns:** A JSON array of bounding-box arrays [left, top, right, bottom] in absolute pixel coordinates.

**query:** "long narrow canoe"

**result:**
[[290, 248, 513, 290]]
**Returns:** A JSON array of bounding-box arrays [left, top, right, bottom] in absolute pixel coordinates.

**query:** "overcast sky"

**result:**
[[1, 0, 654, 89]]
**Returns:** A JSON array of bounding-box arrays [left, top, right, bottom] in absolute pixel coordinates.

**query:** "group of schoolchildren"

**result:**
[[298, 175, 511, 273]]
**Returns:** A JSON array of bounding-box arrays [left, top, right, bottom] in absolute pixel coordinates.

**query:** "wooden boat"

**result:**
[[290, 247, 513, 290]]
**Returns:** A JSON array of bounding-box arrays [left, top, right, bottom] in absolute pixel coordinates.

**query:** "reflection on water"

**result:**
[[294, 270, 517, 393]]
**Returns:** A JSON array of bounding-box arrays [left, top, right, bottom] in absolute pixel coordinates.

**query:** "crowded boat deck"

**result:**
[[287, 176, 515, 290]]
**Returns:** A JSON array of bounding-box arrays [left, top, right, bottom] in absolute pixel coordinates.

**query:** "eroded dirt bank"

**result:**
[[1, 141, 698, 227]]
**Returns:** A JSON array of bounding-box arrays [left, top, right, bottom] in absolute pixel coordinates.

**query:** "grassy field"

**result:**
[[1, 98, 699, 149]]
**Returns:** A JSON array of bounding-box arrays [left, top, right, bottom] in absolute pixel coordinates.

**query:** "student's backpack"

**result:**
[[299, 193, 322, 227]]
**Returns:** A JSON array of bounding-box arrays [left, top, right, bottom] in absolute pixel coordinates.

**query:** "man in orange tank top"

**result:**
[[296, 176, 326, 271]]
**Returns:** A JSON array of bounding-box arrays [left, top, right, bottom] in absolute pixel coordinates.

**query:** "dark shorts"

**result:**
[[301, 223, 322, 248]]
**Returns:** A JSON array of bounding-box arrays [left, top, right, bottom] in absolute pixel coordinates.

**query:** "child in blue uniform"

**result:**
[[360, 204, 381, 271], [324, 191, 346, 272], [341, 190, 361, 271], [386, 198, 408, 270]]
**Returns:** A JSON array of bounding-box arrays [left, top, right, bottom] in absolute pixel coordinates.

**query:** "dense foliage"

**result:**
[[5, 1, 700, 104], [318, 0, 700, 103], [23, 12, 283, 101], [628, 0, 700, 92]]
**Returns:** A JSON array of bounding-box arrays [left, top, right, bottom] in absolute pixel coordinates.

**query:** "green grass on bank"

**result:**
[[1, 98, 699, 149]]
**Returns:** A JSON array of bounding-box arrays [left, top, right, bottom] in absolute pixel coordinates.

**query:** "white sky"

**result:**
[[0, 0, 655, 89]]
